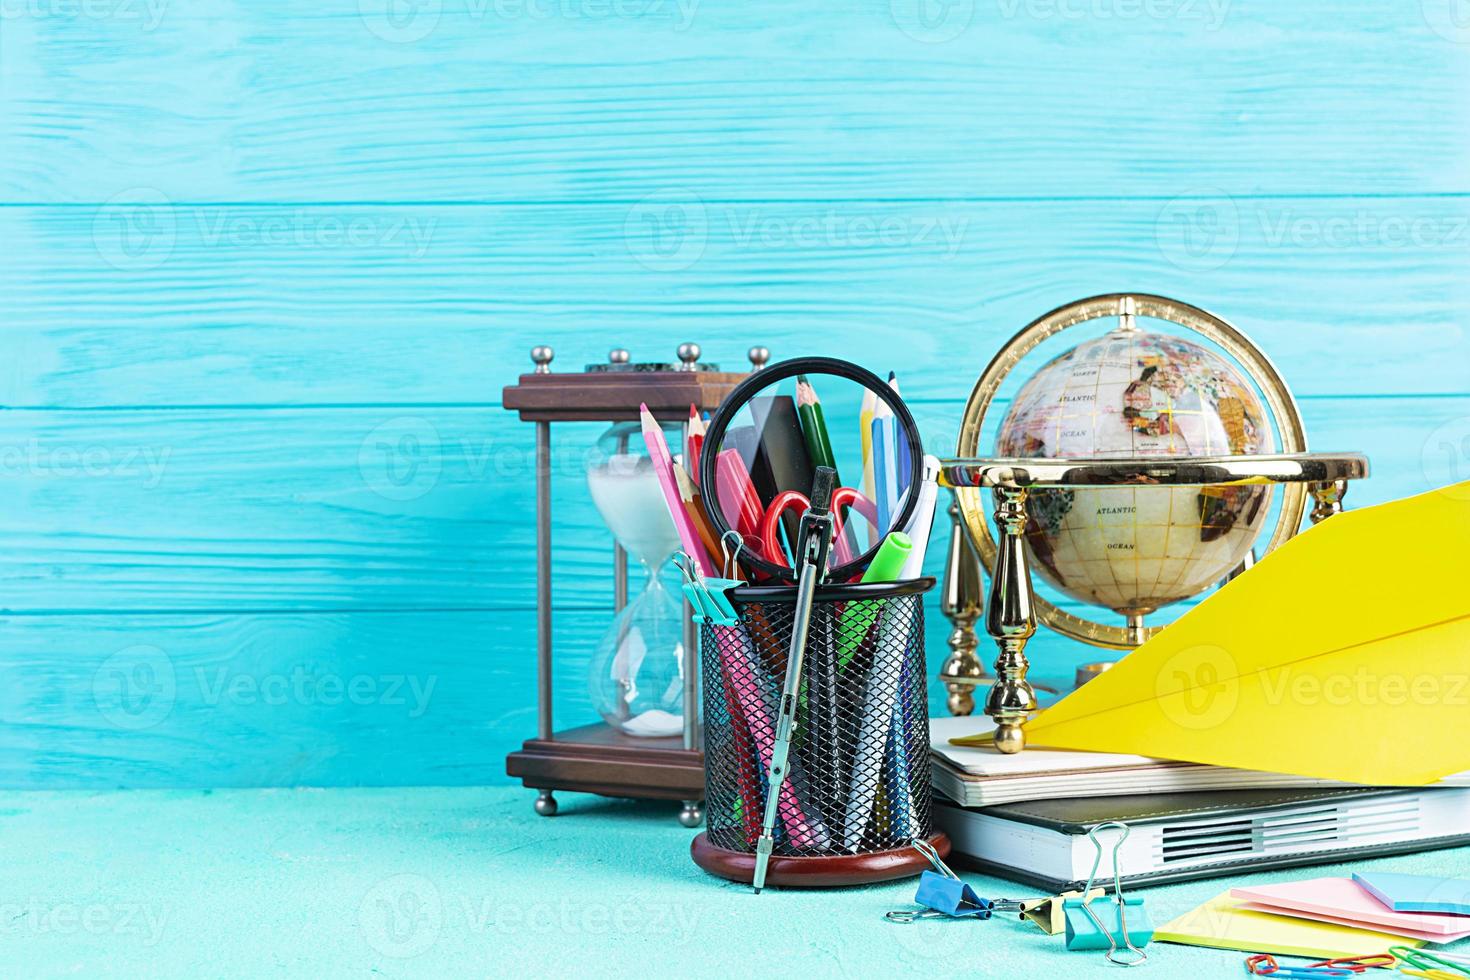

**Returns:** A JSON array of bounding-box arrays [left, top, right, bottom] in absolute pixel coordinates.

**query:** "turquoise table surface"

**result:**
[[9, 785, 1469, 979]]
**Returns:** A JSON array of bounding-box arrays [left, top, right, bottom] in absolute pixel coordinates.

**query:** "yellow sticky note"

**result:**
[[1155, 891, 1422, 959], [953, 482, 1470, 785]]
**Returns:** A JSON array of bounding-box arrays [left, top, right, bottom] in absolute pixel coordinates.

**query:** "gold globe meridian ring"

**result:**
[[954, 293, 1309, 651]]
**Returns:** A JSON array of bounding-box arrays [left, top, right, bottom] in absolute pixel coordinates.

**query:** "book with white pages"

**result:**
[[928, 716, 1470, 807], [935, 786, 1470, 892]]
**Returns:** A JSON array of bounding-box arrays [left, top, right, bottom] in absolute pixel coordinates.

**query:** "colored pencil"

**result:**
[[795, 376, 837, 475], [871, 397, 897, 534], [640, 404, 714, 576], [686, 403, 706, 485], [888, 372, 913, 505], [796, 375, 861, 564], [674, 460, 725, 576], [859, 387, 877, 510]]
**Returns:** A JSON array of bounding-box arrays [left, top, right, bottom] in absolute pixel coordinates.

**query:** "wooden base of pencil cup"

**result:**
[[690, 832, 951, 888]]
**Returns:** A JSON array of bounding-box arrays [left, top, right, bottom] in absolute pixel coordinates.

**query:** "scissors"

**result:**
[[758, 487, 879, 568]]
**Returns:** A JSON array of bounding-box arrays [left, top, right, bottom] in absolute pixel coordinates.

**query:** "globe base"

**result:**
[[994, 723, 1026, 754]]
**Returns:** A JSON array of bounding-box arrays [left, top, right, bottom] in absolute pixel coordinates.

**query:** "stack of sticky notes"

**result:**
[[1154, 873, 1470, 960]]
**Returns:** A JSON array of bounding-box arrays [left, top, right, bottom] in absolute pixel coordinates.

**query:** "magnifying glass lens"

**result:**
[[702, 370, 915, 578]]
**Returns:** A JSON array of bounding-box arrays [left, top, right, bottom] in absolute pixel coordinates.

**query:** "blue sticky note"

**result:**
[[1353, 871, 1470, 915]]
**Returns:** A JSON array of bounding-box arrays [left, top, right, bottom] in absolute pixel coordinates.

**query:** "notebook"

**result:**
[[935, 787, 1470, 892], [929, 716, 1343, 806]]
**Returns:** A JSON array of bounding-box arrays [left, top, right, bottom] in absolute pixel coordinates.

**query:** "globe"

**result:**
[[994, 326, 1274, 615]]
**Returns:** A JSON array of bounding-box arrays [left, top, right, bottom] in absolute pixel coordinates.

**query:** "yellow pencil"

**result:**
[[860, 386, 877, 504]]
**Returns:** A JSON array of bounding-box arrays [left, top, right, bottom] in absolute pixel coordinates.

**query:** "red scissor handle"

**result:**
[[758, 487, 880, 569], [832, 486, 879, 538]]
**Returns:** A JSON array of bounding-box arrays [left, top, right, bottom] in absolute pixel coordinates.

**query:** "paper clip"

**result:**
[[1245, 954, 1355, 979], [1305, 955, 1396, 974], [1392, 946, 1470, 980], [1062, 822, 1152, 965]]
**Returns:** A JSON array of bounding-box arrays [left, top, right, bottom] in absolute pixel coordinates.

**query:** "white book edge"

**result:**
[[929, 715, 1470, 788]]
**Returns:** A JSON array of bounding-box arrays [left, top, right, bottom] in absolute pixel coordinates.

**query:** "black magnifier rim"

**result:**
[[698, 355, 925, 583]]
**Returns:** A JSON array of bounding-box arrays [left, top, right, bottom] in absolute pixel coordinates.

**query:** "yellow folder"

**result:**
[[954, 482, 1470, 785], [1155, 891, 1424, 959]]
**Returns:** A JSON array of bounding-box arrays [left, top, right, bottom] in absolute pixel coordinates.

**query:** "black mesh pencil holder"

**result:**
[[690, 577, 950, 887]]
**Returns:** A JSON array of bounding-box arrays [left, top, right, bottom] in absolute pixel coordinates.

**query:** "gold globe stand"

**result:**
[[944, 294, 1370, 753], [941, 454, 1369, 753]]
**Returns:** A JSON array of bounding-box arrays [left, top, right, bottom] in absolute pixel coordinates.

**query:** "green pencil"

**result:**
[[795, 375, 838, 478], [798, 375, 864, 558]]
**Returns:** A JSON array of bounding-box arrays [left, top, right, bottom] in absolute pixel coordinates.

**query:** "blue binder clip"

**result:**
[[1063, 822, 1152, 965], [896, 840, 994, 920]]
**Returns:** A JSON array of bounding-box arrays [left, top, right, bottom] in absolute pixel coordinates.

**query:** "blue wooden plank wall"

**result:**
[[1, 1, 1468, 788]]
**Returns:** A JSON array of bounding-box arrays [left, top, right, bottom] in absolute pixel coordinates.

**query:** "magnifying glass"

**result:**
[[698, 356, 925, 583]]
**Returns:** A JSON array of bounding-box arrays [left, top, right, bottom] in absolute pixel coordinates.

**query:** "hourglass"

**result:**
[[585, 421, 686, 737], [502, 342, 767, 826]]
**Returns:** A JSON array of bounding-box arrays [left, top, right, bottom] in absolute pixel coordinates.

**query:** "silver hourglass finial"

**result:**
[[531, 345, 555, 374], [608, 348, 630, 366], [748, 346, 770, 371], [676, 343, 701, 371]]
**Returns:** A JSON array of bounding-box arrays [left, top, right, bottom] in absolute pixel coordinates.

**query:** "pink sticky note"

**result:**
[[1231, 877, 1470, 942]]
